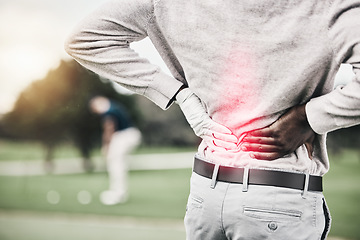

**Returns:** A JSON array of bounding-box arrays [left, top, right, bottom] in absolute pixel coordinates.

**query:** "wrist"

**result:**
[[296, 104, 313, 133], [297, 104, 307, 122]]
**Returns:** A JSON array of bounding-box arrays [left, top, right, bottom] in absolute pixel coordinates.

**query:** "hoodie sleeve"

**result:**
[[306, 0, 360, 134], [64, 0, 183, 110]]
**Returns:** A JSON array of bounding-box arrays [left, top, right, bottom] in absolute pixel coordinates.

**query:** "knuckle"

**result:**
[[275, 139, 287, 148], [270, 129, 279, 138]]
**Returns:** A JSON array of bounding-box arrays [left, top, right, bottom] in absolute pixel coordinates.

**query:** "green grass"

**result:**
[[324, 150, 360, 240], [0, 140, 360, 239], [0, 164, 191, 240], [1, 162, 360, 239], [0, 169, 192, 219], [0, 211, 186, 240]]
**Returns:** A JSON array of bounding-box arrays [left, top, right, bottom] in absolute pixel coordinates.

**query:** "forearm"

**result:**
[[102, 131, 112, 147], [308, 0, 360, 134], [65, 0, 183, 109], [306, 73, 360, 134]]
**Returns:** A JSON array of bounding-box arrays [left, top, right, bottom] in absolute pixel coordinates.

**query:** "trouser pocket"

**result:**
[[243, 207, 302, 221], [237, 187, 328, 239]]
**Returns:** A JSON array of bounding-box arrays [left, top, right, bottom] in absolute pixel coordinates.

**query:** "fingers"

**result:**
[[203, 122, 239, 151], [240, 125, 294, 161], [246, 127, 273, 137], [202, 122, 238, 143], [193, 118, 239, 151], [207, 120, 236, 136], [240, 135, 278, 145], [212, 132, 238, 144], [201, 128, 238, 151], [240, 130, 285, 160], [304, 134, 315, 159], [203, 137, 237, 152], [239, 132, 283, 160], [210, 128, 238, 151], [213, 139, 238, 151], [240, 141, 285, 160], [304, 142, 313, 159], [240, 143, 281, 152], [248, 152, 283, 161]]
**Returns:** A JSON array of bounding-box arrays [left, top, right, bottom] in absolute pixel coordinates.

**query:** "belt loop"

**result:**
[[210, 163, 220, 189], [242, 167, 249, 192], [302, 172, 310, 198]]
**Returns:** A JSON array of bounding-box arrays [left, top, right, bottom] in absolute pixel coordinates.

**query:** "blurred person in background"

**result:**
[[89, 96, 141, 205], [66, 0, 360, 239]]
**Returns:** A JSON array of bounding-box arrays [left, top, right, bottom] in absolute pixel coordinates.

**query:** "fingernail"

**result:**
[[241, 146, 247, 151], [250, 153, 256, 159]]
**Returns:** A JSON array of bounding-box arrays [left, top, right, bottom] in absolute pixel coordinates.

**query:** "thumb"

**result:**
[[304, 134, 315, 160]]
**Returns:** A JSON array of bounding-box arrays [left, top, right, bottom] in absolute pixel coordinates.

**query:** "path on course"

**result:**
[[0, 152, 195, 176]]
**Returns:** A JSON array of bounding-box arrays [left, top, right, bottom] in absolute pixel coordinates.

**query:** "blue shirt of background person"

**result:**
[[102, 101, 132, 132]]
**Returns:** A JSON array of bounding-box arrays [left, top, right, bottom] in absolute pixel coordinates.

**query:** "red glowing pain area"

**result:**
[[213, 46, 261, 130]]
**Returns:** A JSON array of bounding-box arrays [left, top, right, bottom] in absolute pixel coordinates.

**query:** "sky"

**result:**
[[0, 0, 168, 114], [0, 0, 355, 114]]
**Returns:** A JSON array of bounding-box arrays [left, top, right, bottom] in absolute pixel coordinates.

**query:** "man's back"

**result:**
[[148, 0, 338, 173]]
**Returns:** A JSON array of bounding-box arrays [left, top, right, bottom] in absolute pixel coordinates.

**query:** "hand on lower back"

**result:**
[[175, 88, 238, 151], [240, 104, 316, 160]]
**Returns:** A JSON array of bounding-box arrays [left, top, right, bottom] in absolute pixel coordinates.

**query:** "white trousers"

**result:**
[[106, 127, 141, 194], [185, 172, 331, 240]]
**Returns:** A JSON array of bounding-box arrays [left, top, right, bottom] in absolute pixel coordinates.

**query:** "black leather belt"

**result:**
[[193, 157, 323, 192]]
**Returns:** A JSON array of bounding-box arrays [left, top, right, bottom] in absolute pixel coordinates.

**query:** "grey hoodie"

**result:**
[[66, 0, 360, 175]]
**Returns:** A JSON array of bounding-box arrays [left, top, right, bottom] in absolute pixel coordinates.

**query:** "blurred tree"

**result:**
[[2, 60, 139, 172], [1, 60, 198, 173]]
